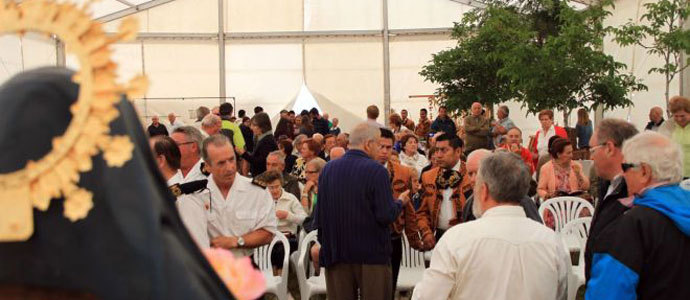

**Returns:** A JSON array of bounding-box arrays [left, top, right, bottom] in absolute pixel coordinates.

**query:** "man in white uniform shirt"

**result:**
[[170, 126, 208, 183], [413, 152, 569, 300], [202, 134, 277, 257], [150, 135, 209, 247]]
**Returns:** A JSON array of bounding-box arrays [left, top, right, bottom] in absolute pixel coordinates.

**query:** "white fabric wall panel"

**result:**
[[305, 0, 381, 30], [389, 37, 455, 122], [601, 0, 678, 128], [388, 0, 469, 30], [147, 0, 218, 32], [226, 0, 303, 32], [143, 41, 218, 98], [110, 44, 144, 85], [0, 36, 23, 84], [304, 38, 383, 127], [103, 10, 148, 33], [20, 34, 56, 72], [225, 41, 303, 119]]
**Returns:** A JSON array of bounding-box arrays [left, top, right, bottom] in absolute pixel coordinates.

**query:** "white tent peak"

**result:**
[[292, 83, 322, 114]]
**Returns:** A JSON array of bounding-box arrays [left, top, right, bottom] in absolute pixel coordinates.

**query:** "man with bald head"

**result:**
[[329, 147, 345, 160], [645, 106, 665, 131], [147, 115, 168, 137], [167, 112, 185, 132], [461, 149, 542, 223], [463, 102, 491, 155]]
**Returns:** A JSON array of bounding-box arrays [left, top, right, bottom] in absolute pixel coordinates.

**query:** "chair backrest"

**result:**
[[253, 231, 289, 275], [401, 233, 426, 269], [297, 230, 319, 278], [561, 217, 592, 266], [539, 196, 594, 232]]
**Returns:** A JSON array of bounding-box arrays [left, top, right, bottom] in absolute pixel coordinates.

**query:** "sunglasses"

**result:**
[[621, 162, 641, 172]]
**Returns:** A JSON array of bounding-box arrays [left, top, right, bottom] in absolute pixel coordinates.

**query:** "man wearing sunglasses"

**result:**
[[587, 132, 690, 299], [584, 119, 638, 281]]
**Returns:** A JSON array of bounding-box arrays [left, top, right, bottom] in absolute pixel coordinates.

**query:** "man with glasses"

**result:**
[[417, 133, 469, 250], [587, 131, 690, 299], [584, 118, 638, 281], [171, 126, 208, 183]]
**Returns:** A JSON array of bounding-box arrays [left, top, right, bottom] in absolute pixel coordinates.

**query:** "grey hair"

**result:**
[[476, 152, 531, 203], [499, 105, 509, 116], [306, 157, 327, 173], [196, 106, 210, 121], [201, 114, 221, 128], [173, 126, 204, 155], [267, 150, 286, 165], [201, 134, 232, 165], [597, 118, 639, 148], [467, 149, 492, 165], [294, 134, 307, 149], [622, 131, 684, 184], [349, 122, 381, 147]]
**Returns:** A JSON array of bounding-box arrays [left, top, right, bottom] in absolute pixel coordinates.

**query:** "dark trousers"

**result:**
[[325, 263, 392, 300], [391, 236, 402, 299], [270, 237, 298, 269]]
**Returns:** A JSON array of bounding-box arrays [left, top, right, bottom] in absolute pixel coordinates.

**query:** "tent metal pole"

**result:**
[[382, 0, 391, 126], [56, 38, 65, 67], [109, 28, 452, 41], [96, 0, 176, 23], [218, 0, 226, 105]]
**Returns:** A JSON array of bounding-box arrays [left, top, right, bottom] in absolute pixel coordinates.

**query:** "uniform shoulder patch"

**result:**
[[169, 179, 208, 197], [252, 177, 268, 188]]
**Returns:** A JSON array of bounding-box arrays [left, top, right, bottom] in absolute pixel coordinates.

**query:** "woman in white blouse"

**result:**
[[398, 134, 429, 177], [263, 170, 307, 273]]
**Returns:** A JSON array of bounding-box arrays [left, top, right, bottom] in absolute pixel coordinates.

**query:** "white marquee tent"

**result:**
[[0, 0, 685, 140]]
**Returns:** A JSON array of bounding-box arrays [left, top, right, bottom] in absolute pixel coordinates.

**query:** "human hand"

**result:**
[[422, 235, 436, 250], [276, 210, 289, 220], [398, 190, 411, 206], [235, 146, 246, 155], [211, 236, 238, 249]]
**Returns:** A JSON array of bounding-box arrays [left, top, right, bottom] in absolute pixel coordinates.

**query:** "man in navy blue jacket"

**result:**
[[313, 122, 411, 300]]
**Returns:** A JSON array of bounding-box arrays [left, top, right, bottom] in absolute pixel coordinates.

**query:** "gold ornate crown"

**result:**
[[0, 0, 149, 241]]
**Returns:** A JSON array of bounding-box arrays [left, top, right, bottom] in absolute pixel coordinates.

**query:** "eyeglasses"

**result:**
[[176, 141, 195, 147], [589, 143, 607, 155], [621, 162, 641, 172], [267, 185, 282, 190], [305, 170, 318, 174]]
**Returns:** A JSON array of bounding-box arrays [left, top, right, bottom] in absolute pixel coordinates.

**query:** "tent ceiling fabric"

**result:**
[[0, 0, 680, 136]]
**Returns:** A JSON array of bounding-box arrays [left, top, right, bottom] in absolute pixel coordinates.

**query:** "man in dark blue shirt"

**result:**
[[314, 122, 411, 300]]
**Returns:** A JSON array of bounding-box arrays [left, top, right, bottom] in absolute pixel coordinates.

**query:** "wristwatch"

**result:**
[[237, 236, 245, 248]]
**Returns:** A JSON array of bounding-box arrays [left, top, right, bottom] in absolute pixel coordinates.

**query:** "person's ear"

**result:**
[[641, 164, 654, 184]]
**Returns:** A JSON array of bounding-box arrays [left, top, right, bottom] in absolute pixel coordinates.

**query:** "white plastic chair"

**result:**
[[397, 233, 427, 293], [253, 231, 290, 300], [560, 217, 592, 300], [539, 196, 594, 233], [296, 230, 327, 300], [289, 228, 307, 269]]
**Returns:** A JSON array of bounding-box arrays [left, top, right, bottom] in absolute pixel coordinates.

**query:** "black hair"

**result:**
[[219, 103, 233, 116], [436, 132, 463, 149], [379, 128, 395, 141]]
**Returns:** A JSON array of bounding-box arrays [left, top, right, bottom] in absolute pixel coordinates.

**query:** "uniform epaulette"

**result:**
[[252, 177, 268, 188], [169, 179, 208, 197], [200, 162, 210, 176]]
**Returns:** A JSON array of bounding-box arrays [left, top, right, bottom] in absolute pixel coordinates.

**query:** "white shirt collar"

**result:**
[[452, 159, 462, 172], [208, 174, 249, 201], [182, 158, 205, 182], [167, 170, 183, 186], [481, 205, 526, 219]]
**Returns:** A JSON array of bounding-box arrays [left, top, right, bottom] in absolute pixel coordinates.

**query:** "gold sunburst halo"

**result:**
[[0, 0, 149, 241]]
